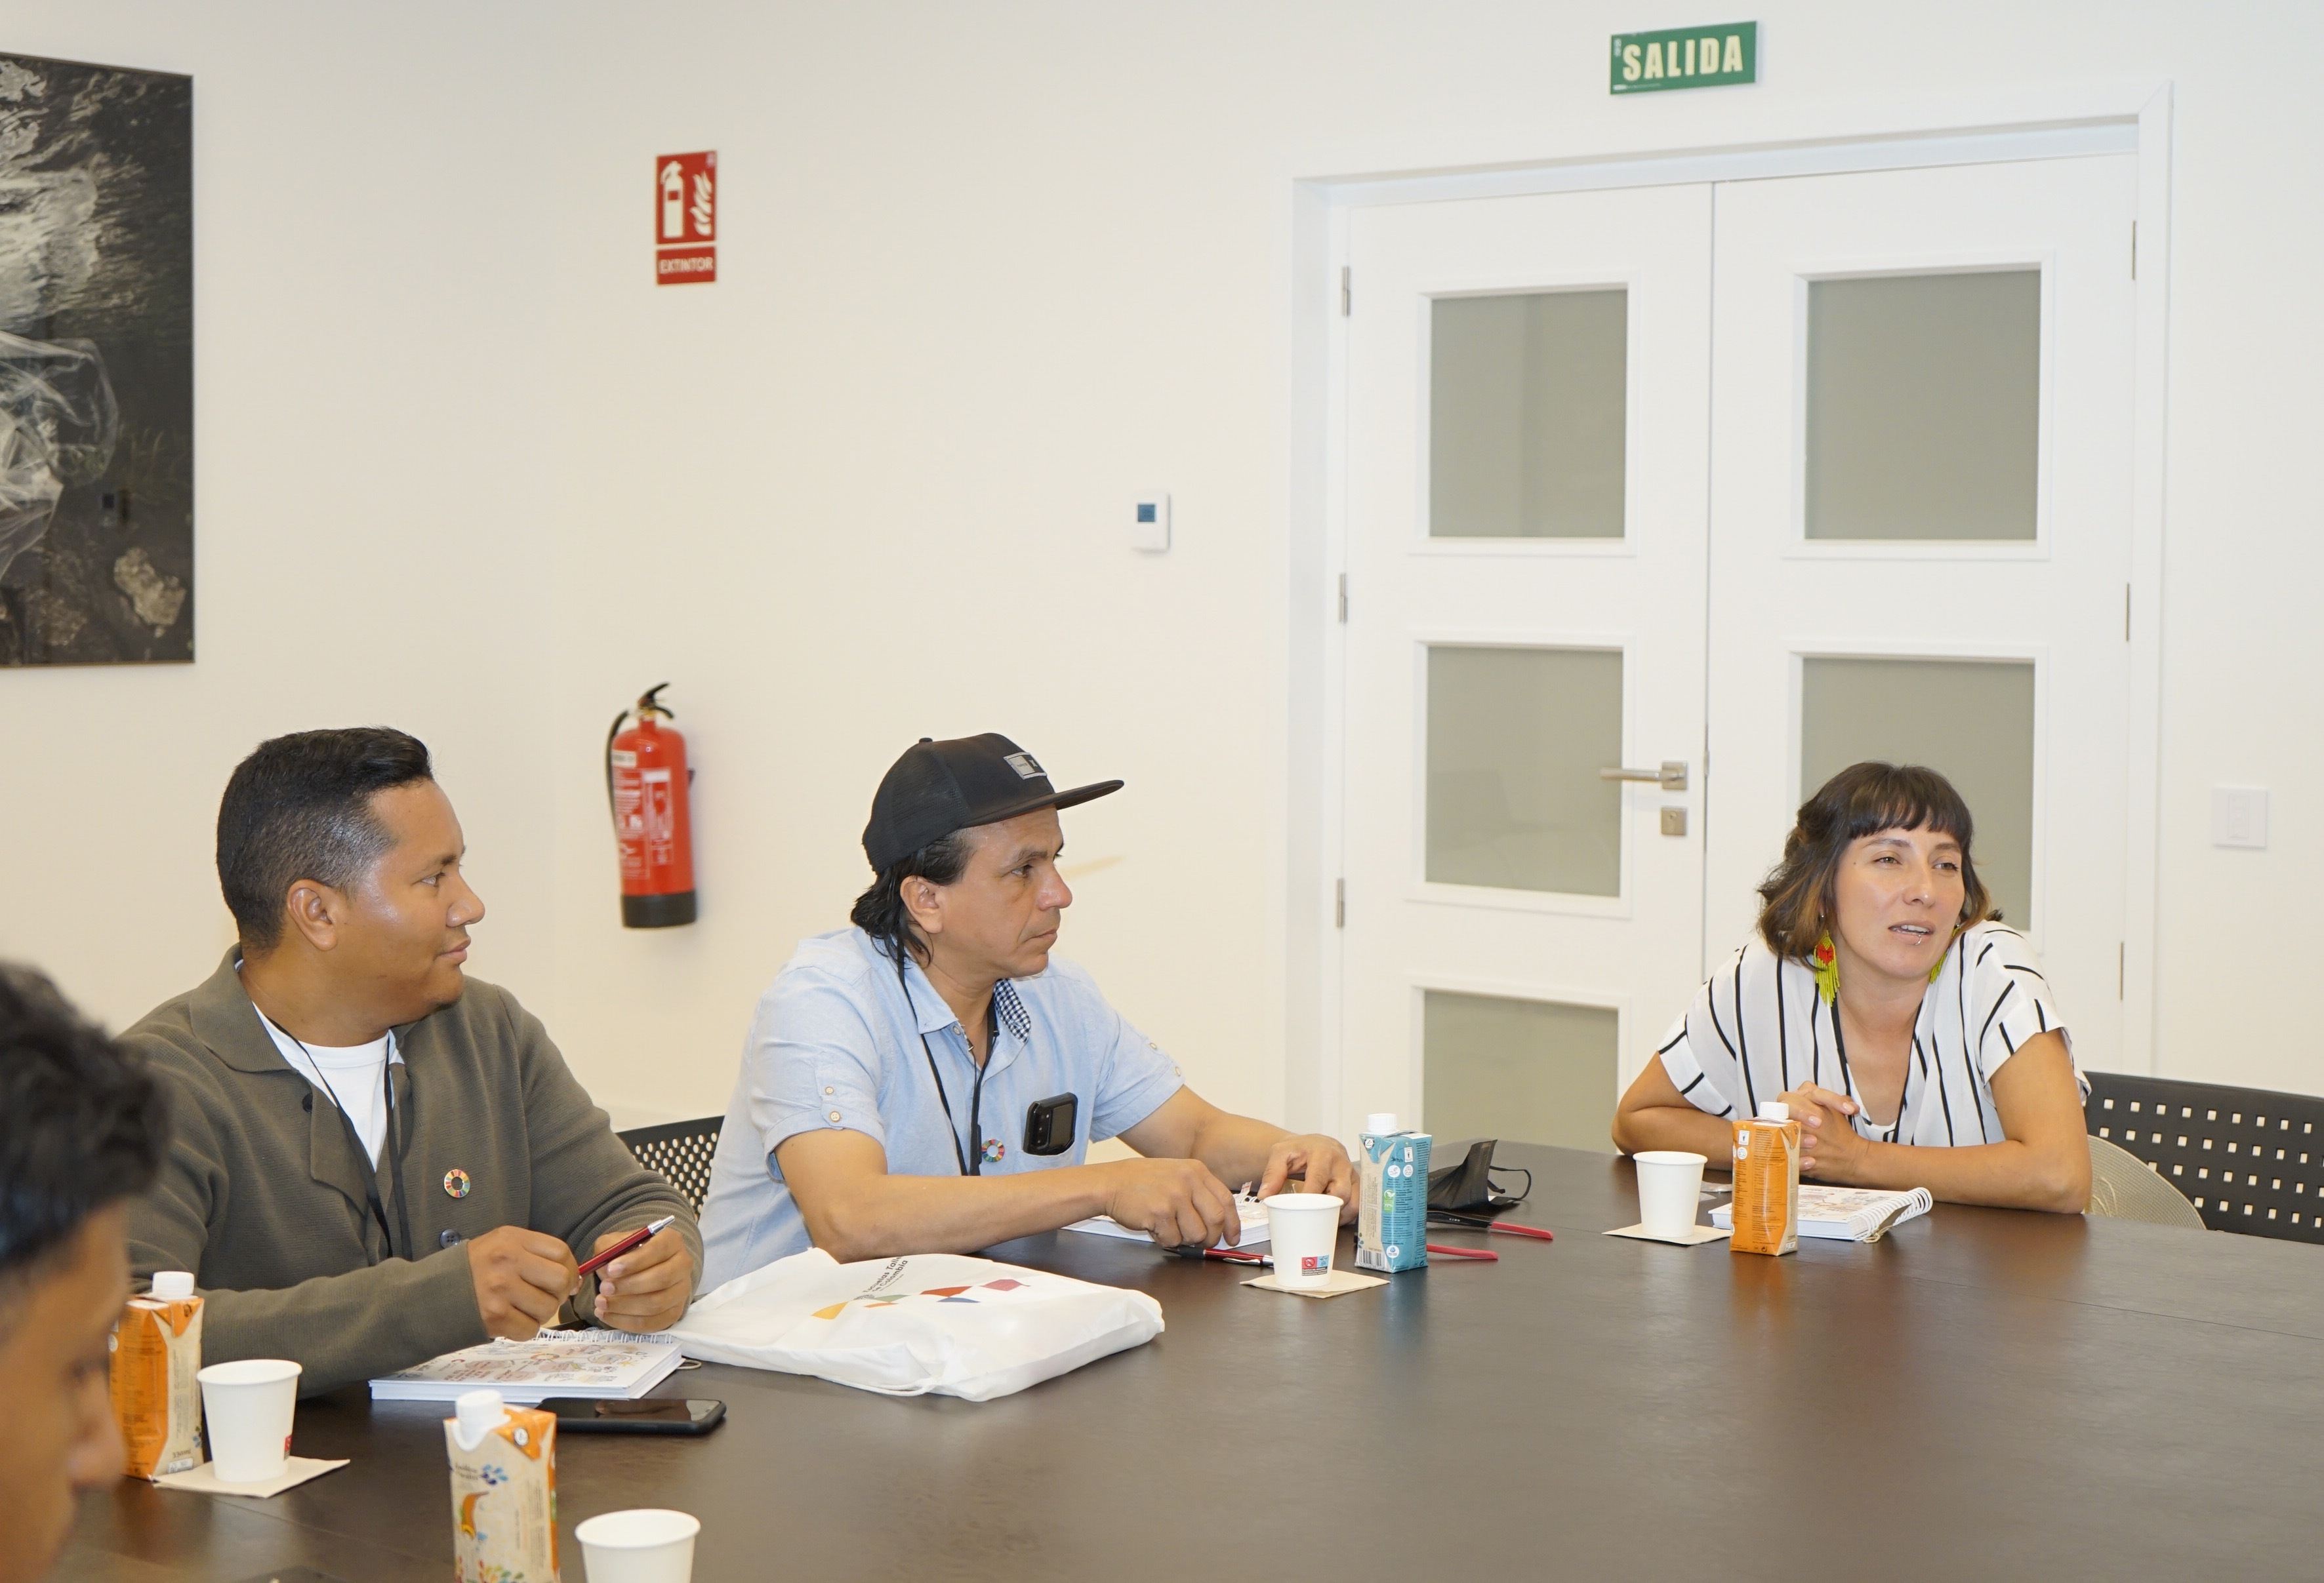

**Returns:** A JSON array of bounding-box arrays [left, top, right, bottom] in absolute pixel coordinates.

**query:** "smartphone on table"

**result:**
[[537, 1397, 725, 1435]]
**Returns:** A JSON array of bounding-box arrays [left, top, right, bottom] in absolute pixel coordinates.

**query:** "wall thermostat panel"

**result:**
[[1130, 492, 1170, 551]]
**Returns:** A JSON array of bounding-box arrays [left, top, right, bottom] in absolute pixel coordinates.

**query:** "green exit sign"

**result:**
[[1610, 21, 1756, 93]]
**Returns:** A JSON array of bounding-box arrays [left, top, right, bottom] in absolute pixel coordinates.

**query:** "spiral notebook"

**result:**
[[1710, 1184, 1933, 1243], [369, 1330, 685, 1403], [1065, 1194, 1270, 1249]]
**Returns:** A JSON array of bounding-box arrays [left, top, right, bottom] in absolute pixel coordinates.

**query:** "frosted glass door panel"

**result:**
[[1427, 645, 1622, 895], [1431, 291, 1627, 538], [1423, 991, 1618, 1153], [1799, 656, 2035, 929], [1805, 271, 2039, 540]]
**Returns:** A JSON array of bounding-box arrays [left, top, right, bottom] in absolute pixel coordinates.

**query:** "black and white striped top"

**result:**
[[1656, 923, 2075, 1147]]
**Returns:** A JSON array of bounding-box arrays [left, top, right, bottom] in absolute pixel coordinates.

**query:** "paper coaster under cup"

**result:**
[[152, 1456, 349, 1499], [1604, 1223, 1731, 1247], [1242, 1269, 1387, 1299]]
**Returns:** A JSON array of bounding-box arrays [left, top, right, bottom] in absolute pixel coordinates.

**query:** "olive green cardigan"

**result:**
[[122, 952, 699, 1395]]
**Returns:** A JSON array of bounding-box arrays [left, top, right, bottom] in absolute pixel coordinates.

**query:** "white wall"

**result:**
[[7, 1, 2324, 1127], [0, 5, 565, 1046]]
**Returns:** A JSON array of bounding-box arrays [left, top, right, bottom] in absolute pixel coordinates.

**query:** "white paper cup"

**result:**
[[1633, 1151, 1708, 1238], [577, 1509, 701, 1583], [195, 1358, 300, 1483], [1262, 1192, 1344, 1290]]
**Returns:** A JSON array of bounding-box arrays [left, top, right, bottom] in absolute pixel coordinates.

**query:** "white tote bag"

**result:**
[[665, 1249, 1164, 1401]]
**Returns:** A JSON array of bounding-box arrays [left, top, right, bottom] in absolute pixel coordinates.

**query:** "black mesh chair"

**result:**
[[2084, 1072, 2324, 1243], [618, 1116, 724, 1214]]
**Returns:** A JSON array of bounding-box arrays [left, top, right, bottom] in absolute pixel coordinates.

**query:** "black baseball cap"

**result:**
[[863, 734, 1123, 872]]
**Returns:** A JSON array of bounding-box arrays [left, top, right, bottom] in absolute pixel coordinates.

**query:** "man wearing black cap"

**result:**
[[697, 733, 1357, 1283]]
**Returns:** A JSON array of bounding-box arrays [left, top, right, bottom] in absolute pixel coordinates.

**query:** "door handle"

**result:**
[[1599, 761, 1688, 792]]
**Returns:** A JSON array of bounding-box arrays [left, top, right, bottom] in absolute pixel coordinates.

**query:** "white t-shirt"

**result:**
[[255, 1009, 402, 1166], [1656, 921, 2078, 1148]]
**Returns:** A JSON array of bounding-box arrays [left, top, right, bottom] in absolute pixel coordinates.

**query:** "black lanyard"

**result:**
[[268, 1013, 415, 1261], [893, 950, 989, 1176]]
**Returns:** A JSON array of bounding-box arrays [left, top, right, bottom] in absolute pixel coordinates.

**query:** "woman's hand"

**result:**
[[1779, 1085, 1868, 1183]]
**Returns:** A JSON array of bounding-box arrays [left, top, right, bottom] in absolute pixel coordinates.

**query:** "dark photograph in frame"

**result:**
[[1, 50, 192, 666]]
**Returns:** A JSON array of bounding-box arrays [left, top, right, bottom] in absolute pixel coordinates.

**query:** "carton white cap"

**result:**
[[453, 1389, 509, 1451], [1757, 1102, 1791, 1122], [150, 1271, 194, 1300], [1364, 1113, 1399, 1135]]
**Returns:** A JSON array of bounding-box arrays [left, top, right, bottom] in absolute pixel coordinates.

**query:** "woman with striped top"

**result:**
[[1612, 762, 2092, 1212]]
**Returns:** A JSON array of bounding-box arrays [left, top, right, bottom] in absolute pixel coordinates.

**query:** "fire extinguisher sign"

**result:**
[[655, 151, 716, 285]]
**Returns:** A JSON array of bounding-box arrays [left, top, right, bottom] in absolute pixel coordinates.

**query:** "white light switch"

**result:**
[[2212, 787, 2268, 849], [1130, 492, 1170, 552]]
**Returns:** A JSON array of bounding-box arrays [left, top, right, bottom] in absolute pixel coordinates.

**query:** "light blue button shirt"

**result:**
[[698, 927, 1185, 1287]]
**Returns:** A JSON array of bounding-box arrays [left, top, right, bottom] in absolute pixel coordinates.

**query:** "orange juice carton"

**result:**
[[1356, 1113, 1432, 1273], [110, 1271, 205, 1477], [445, 1390, 560, 1583], [1730, 1102, 1801, 1256]]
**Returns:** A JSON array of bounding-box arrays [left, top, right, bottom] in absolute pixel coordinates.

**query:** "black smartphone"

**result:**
[[1023, 1092, 1078, 1155], [539, 1397, 725, 1435]]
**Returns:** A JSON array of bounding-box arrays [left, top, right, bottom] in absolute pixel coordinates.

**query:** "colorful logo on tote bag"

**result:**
[[810, 1277, 1030, 1321]]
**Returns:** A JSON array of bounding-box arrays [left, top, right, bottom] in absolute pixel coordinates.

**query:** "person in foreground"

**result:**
[[123, 729, 699, 1395], [1612, 761, 2091, 1212], [0, 965, 170, 1583], [699, 732, 1358, 1285]]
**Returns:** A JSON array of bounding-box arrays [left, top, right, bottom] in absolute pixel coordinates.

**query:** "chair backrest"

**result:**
[[2084, 1070, 2324, 1243], [618, 1115, 725, 1214], [2085, 1134, 2206, 1230]]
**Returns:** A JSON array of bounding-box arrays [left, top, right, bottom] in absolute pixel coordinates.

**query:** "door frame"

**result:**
[[1283, 84, 2174, 1134]]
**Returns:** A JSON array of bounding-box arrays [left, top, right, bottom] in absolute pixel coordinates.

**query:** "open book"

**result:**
[[369, 1329, 685, 1403], [1065, 1195, 1269, 1249], [1711, 1185, 1932, 1243]]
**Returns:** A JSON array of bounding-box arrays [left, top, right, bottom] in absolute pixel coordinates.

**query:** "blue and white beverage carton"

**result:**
[[1356, 1113, 1432, 1273]]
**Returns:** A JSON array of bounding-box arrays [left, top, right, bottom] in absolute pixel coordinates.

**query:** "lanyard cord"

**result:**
[[893, 947, 987, 1177], [268, 1014, 414, 1261]]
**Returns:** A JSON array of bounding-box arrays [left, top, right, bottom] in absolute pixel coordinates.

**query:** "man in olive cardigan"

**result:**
[[123, 729, 699, 1395]]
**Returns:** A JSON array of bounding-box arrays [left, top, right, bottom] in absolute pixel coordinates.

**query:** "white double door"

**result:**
[[1337, 153, 2136, 1148]]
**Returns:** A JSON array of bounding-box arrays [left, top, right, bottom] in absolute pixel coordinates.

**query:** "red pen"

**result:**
[[1431, 1214, 1556, 1241], [576, 1214, 676, 1279]]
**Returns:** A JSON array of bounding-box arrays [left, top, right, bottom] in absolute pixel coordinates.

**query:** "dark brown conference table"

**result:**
[[61, 1142, 2324, 1582]]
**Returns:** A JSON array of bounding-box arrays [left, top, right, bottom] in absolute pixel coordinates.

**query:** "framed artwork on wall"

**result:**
[[1, 51, 192, 666]]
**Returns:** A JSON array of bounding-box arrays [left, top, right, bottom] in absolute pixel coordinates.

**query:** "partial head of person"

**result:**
[[1757, 761, 1997, 992], [849, 733, 1122, 985], [0, 965, 169, 1583], [216, 727, 484, 1030]]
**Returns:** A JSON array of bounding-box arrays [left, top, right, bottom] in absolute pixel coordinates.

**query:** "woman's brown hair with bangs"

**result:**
[[1755, 762, 1997, 960]]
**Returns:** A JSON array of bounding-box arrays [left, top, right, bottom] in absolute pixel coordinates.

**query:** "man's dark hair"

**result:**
[[1756, 761, 1997, 959], [849, 829, 978, 965], [0, 963, 167, 1305], [216, 727, 434, 952]]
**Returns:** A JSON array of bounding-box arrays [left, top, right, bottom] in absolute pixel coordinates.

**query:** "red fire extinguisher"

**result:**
[[606, 683, 697, 928]]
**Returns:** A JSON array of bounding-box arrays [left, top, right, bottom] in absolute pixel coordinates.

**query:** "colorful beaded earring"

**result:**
[[1928, 925, 1960, 982], [1818, 925, 1957, 1001]]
